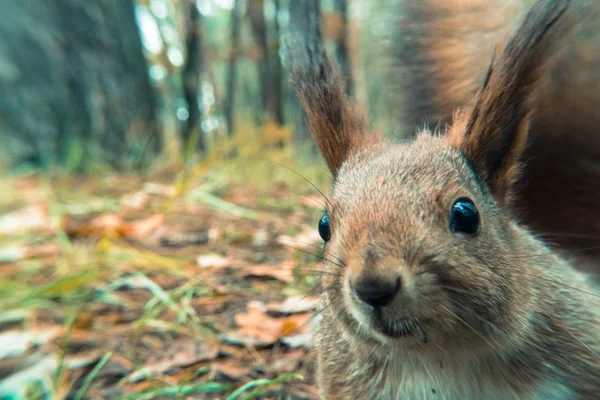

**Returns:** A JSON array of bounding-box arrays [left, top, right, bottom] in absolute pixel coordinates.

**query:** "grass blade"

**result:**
[[74, 352, 112, 400]]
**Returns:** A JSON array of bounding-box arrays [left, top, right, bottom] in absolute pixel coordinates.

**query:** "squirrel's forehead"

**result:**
[[339, 143, 459, 187], [332, 146, 460, 210]]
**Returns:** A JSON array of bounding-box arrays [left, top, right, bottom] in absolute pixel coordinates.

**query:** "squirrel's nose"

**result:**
[[352, 275, 402, 308]]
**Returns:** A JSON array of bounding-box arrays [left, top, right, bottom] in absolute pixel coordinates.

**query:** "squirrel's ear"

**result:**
[[449, 0, 573, 206], [284, 27, 372, 176]]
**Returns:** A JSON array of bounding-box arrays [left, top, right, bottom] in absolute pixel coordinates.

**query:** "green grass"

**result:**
[[0, 121, 326, 399]]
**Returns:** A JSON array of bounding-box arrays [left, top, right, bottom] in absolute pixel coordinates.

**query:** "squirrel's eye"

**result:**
[[318, 213, 331, 242], [450, 197, 480, 235]]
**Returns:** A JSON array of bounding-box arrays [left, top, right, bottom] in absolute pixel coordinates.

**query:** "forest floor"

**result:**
[[0, 148, 330, 399]]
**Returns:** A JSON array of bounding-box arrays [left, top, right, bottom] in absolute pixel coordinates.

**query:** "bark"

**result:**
[[0, 0, 159, 170], [248, 0, 270, 121], [333, 0, 354, 96], [288, 0, 322, 143], [181, 0, 205, 154], [270, 0, 285, 126], [225, 0, 243, 137]]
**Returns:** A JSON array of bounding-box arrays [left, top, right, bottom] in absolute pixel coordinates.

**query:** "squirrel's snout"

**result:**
[[352, 275, 402, 308]]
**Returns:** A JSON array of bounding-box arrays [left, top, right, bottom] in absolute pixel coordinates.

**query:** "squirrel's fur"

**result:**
[[287, 0, 600, 398], [371, 0, 600, 271]]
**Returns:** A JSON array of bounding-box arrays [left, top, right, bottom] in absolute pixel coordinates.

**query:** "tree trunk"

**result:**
[[0, 0, 159, 171], [333, 0, 354, 96], [288, 0, 321, 143], [270, 0, 285, 126], [181, 0, 205, 155], [248, 0, 270, 124], [225, 0, 243, 137]]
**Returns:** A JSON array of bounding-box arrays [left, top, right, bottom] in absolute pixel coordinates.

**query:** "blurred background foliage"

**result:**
[[0, 0, 397, 175]]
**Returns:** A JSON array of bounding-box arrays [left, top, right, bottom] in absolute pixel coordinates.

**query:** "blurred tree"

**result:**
[[0, 0, 159, 170], [269, 0, 285, 126], [246, 0, 284, 127], [248, 0, 270, 123], [288, 0, 321, 143], [181, 0, 205, 154], [333, 0, 353, 96], [225, 0, 243, 137]]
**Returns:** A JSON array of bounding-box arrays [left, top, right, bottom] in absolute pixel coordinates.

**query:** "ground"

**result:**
[[0, 150, 330, 399]]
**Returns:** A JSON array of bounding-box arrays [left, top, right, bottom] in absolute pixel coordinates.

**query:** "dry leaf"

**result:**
[[0, 205, 50, 235], [124, 214, 165, 239], [276, 226, 322, 251], [171, 340, 220, 367], [267, 296, 320, 316], [0, 327, 65, 359], [197, 253, 232, 268], [270, 349, 305, 373], [65, 213, 164, 240], [0, 243, 60, 263], [66, 214, 123, 238], [144, 182, 177, 197], [212, 359, 250, 382], [223, 301, 312, 348], [160, 231, 209, 248], [125, 339, 220, 382], [120, 191, 150, 209], [241, 261, 294, 283]]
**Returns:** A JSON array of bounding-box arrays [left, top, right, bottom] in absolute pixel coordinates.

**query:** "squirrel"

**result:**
[[366, 0, 600, 274], [285, 0, 599, 398]]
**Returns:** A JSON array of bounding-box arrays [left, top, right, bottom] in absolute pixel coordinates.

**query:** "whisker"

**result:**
[[562, 327, 600, 358], [263, 158, 332, 209], [440, 304, 504, 352], [299, 268, 343, 278], [439, 285, 483, 297], [285, 240, 347, 268], [534, 231, 600, 241], [449, 302, 505, 337], [515, 271, 600, 299], [513, 244, 600, 259], [284, 244, 347, 270]]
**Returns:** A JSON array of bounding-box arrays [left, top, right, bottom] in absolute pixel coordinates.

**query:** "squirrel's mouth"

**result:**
[[374, 316, 428, 341]]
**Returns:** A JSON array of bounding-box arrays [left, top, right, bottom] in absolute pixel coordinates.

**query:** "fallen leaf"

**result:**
[[197, 253, 232, 268], [276, 226, 322, 251], [267, 296, 320, 316], [0, 327, 65, 359], [251, 226, 274, 249], [144, 182, 177, 198], [0, 354, 56, 397], [121, 191, 150, 209], [66, 351, 103, 370], [66, 214, 123, 238], [125, 339, 220, 382], [211, 359, 250, 382], [223, 301, 312, 348], [65, 213, 164, 240], [0, 245, 27, 263], [241, 261, 295, 283], [171, 340, 220, 367], [123, 213, 165, 239], [270, 349, 305, 373], [0, 205, 50, 235], [0, 350, 98, 398], [280, 333, 313, 349], [0, 242, 61, 262], [160, 231, 209, 248]]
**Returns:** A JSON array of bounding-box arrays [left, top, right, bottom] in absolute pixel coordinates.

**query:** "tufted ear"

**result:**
[[283, 7, 373, 176], [449, 0, 574, 206]]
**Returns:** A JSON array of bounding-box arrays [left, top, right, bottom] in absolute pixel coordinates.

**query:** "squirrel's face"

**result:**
[[318, 134, 528, 355], [287, 1, 565, 356]]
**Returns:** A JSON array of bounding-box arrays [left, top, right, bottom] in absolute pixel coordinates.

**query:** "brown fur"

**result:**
[[377, 0, 600, 268], [287, 0, 600, 398]]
